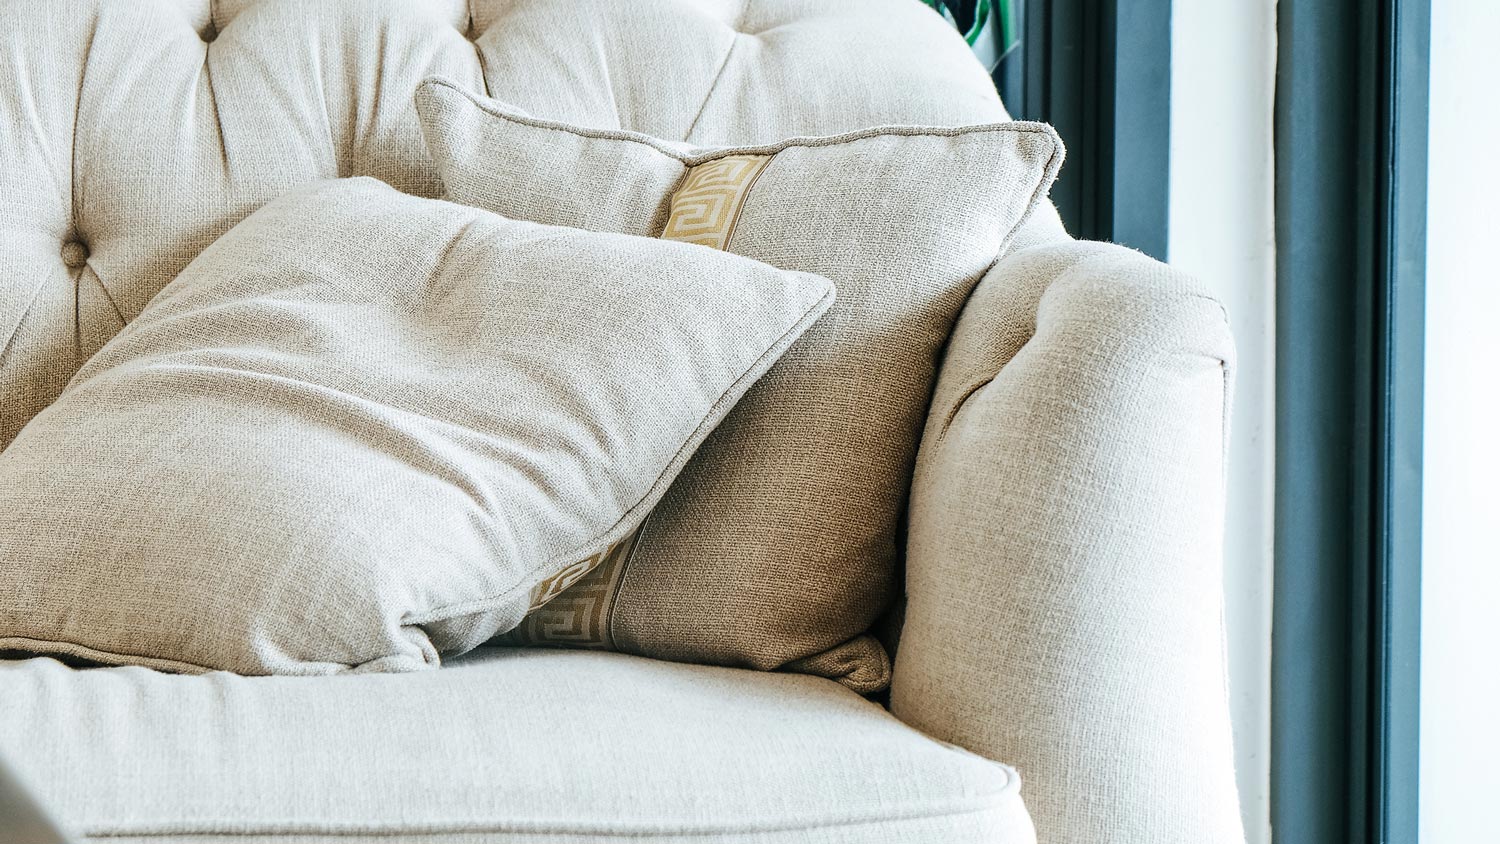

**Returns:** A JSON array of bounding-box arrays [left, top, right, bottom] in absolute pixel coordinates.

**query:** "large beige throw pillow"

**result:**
[[415, 78, 1063, 691], [0, 178, 833, 675]]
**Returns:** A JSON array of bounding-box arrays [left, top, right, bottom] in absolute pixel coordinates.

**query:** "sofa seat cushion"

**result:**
[[0, 649, 1034, 844]]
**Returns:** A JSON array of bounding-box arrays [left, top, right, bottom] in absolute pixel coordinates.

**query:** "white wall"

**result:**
[[1168, 4, 1277, 844], [1420, 1, 1500, 839]]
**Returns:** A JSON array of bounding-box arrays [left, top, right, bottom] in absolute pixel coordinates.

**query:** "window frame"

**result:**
[[1272, 0, 1428, 841], [1011, 0, 1172, 259]]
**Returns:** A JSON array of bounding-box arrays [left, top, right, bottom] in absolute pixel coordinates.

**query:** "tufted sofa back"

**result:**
[[0, 0, 1015, 446]]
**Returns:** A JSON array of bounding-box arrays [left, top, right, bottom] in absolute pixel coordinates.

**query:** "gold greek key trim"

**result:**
[[659, 155, 772, 251], [500, 529, 639, 649]]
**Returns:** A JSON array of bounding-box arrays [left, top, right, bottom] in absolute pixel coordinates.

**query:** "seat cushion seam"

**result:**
[[74, 789, 1021, 839]]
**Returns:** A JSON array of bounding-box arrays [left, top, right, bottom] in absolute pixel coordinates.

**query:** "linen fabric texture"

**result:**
[[0, 0, 1022, 455], [890, 241, 1246, 843], [0, 3, 1249, 843], [415, 78, 1063, 691], [0, 648, 1036, 843], [0, 177, 834, 675]]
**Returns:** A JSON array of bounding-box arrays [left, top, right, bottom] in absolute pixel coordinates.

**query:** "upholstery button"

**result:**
[[61, 241, 89, 269]]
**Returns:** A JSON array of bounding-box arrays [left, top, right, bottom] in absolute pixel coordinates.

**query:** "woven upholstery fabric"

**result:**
[[0, 0, 1029, 451], [0, 649, 1037, 843], [0, 0, 1057, 686], [890, 242, 1245, 843], [0, 178, 833, 675], [415, 80, 1062, 692], [0, 3, 1246, 842]]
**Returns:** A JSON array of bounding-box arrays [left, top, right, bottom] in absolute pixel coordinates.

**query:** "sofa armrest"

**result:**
[[890, 242, 1245, 843]]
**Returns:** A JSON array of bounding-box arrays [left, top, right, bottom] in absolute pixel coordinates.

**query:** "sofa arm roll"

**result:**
[[890, 242, 1245, 843]]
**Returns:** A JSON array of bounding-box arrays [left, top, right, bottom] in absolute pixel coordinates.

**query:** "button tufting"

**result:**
[[61, 241, 89, 269]]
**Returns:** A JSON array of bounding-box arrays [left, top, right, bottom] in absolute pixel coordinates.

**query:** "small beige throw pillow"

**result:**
[[415, 78, 1063, 691], [0, 178, 833, 675]]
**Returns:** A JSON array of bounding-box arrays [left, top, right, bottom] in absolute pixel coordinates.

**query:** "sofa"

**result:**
[[0, 1, 1244, 842]]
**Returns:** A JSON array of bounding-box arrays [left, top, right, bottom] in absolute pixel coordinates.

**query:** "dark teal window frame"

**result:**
[[1273, 0, 1427, 841], [1008, 0, 1171, 260]]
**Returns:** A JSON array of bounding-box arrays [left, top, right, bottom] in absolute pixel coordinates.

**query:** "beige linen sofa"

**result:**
[[0, 1, 1244, 842]]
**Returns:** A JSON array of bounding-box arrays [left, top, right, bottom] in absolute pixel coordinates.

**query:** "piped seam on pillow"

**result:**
[[0, 635, 366, 676], [419, 76, 1064, 168], [992, 131, 1066, 260]]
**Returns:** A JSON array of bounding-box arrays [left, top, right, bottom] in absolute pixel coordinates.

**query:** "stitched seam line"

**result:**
[[203, 34, 229, 174], [74, 787, 1017, 839], [938, 374, 998, 439], [682, 3, 746, 141], [465, 0, 493, 100], [69, 15, 100, 243], [83, 265, 127, 327], [720, 155, 772, 253]]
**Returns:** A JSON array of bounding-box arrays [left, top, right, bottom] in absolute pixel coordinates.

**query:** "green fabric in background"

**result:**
[[919, 0, 1020, 68], [918, 0, 1024, 110]]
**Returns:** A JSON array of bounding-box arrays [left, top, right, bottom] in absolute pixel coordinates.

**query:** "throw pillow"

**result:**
[[414, 78, 1063, 692], [0, 177, 833, 675]]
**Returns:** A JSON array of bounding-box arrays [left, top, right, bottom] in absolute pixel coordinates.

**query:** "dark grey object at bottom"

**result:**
[[0, 755, 74, 844]]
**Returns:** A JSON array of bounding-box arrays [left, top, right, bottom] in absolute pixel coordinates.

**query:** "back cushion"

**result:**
[[0, 0, 1006, 449], [415, 79, 1062, 690]]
